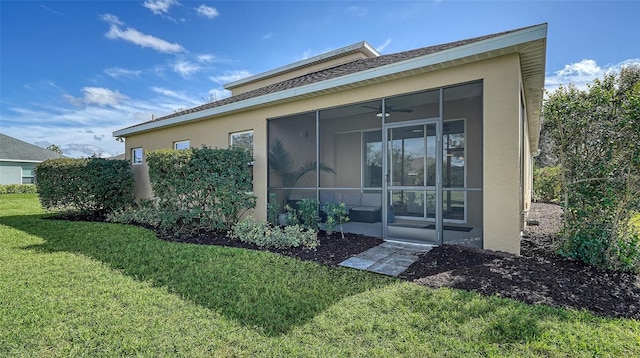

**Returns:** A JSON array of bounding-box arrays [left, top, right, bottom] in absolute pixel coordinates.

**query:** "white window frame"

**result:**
[[131, 147, 143, 165], [173, 140, 190, 150], [230, 130, 254, 192], [230, 130, 254, 163]]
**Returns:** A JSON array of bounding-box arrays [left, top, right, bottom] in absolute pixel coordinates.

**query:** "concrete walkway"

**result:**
[[339, 241, 433, 277]]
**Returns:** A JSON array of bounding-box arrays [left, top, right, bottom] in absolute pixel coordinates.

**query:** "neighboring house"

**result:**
[[106, 153, 126, 160], [0, 133, 65, 184], [114, 24, 547, 255]]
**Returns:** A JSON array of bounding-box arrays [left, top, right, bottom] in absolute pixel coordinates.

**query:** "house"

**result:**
[[0, 133, 65, 185], [113, 23, 547, 255]]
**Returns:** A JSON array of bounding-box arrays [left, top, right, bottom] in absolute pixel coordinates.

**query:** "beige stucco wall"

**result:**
[[124, 53, 528, 254], [482, 55, 522, 254]]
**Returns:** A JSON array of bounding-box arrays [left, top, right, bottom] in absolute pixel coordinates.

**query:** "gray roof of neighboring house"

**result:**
[[106, 153, 126, 160], [115, 23, 547, 142], [0, 133, 66, 162]]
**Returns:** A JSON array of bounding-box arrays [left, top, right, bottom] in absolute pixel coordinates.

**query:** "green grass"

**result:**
[[1, 193, 639, 357]]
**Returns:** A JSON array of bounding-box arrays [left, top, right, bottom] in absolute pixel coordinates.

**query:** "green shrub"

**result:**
[[145, 147, 256, 236], [611, 232, 640, 273], [107, 199, 160, 227], [297, 198, 320, 231], [0, 184, 37, 194], [283, 198, 321, 231], [266, 193, 280, 227], [231, 217, 318, 249], [323, 202, 350, 239], [543, 66, 640, 272], [284, 204, 300, 226], [533, 166, 562, 203], [35, 158, 134, 217]]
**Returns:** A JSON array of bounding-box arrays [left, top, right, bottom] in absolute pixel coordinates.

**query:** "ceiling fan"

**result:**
[[363, 105, 413, 117]]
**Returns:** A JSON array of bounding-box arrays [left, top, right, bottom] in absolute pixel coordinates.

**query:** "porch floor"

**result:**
[[339, 241, 433, 277]]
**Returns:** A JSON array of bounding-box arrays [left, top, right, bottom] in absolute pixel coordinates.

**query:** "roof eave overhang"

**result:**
[[1, 159, 46, 163], [114, 24, 547, 138]]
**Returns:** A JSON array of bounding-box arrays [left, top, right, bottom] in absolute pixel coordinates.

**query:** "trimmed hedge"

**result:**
[[145, 147, 256, 235], [35, 158, 134, 216], [0, 184, 37, 194]]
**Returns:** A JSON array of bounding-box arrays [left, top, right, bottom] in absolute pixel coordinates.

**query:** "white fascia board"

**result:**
[[1, 159, 43, 163], [114, 24, 547, 138]]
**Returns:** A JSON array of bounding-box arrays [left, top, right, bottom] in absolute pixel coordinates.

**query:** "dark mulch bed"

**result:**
[[168, 230, 384, 267], [53, 203, 639, 319], [398, 203, 640, 320]]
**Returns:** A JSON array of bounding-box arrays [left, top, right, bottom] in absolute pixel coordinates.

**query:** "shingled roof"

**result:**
[[115, 23, 546, 139], [0, 133, 65, 162]]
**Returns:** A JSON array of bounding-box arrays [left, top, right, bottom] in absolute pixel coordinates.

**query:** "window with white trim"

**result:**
[[230, 130, 254, 189], [131, 147, 143, 165], [230, 130, 253, 158], [22, 168, 35, 184], [174, 140, 190, 150]]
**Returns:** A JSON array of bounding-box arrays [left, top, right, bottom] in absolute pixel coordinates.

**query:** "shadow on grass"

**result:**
[[1, 214, 395, 336]]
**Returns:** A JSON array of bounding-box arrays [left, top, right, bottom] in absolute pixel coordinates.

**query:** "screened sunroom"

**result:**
[[268, 81, 483, 247]]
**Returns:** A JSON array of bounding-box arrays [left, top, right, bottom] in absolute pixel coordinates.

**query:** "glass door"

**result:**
[[385, 121, 441, 244]]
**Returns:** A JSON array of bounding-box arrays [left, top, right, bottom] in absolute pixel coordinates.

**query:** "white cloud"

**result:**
[[105, 67, 142, 79], [546, 58, 640, 92], [144, 0, 180, 15], [196, 54, 214, 63], [376, 38, 392, 53], [2, 107, 132, 158], [102, 14, 185, 53], [209, 70, 252, 84], [100, 13, 123, 26], [64, 87, 129, 107], [196, 4, 219, 19], [207, 88, 231, 101], [40, 4, 64, 16], [2, 80, 241, 158], [172, 60, 202, 77], [151, 86, 201, 105], [1, 88, 205, 158], [263, 32, 273, 40]]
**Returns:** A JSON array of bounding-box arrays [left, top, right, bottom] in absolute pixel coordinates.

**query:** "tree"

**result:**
[[542, 65, 640, 272], [46, 144, 63, 154]]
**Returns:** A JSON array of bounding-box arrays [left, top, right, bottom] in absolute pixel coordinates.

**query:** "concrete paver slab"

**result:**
[[339, 241, 433, 277]]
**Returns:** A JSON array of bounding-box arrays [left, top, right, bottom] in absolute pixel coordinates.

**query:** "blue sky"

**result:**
[[1, 1, 639, 158]]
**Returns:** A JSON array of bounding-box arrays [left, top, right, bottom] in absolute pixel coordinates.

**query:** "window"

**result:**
[[230, 130, 253, 157], [131, 147, 143, 165], [22, 168, 35, 184], [174, 140, 190, 150], [231, 130, 254, 190]]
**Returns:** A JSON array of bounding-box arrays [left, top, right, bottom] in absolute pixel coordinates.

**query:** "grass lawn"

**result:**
[[1, 194, 638, 357]]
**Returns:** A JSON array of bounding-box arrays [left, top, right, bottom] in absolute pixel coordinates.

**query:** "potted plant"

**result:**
[[268, 138, 336, 224]]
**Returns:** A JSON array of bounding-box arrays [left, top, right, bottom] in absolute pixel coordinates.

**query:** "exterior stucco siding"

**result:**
[[125, 53, 527, 254]]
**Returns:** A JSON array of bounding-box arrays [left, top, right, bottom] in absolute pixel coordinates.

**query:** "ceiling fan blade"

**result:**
[[362, 105, 380, 111], [389, 108, 413, 113]]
